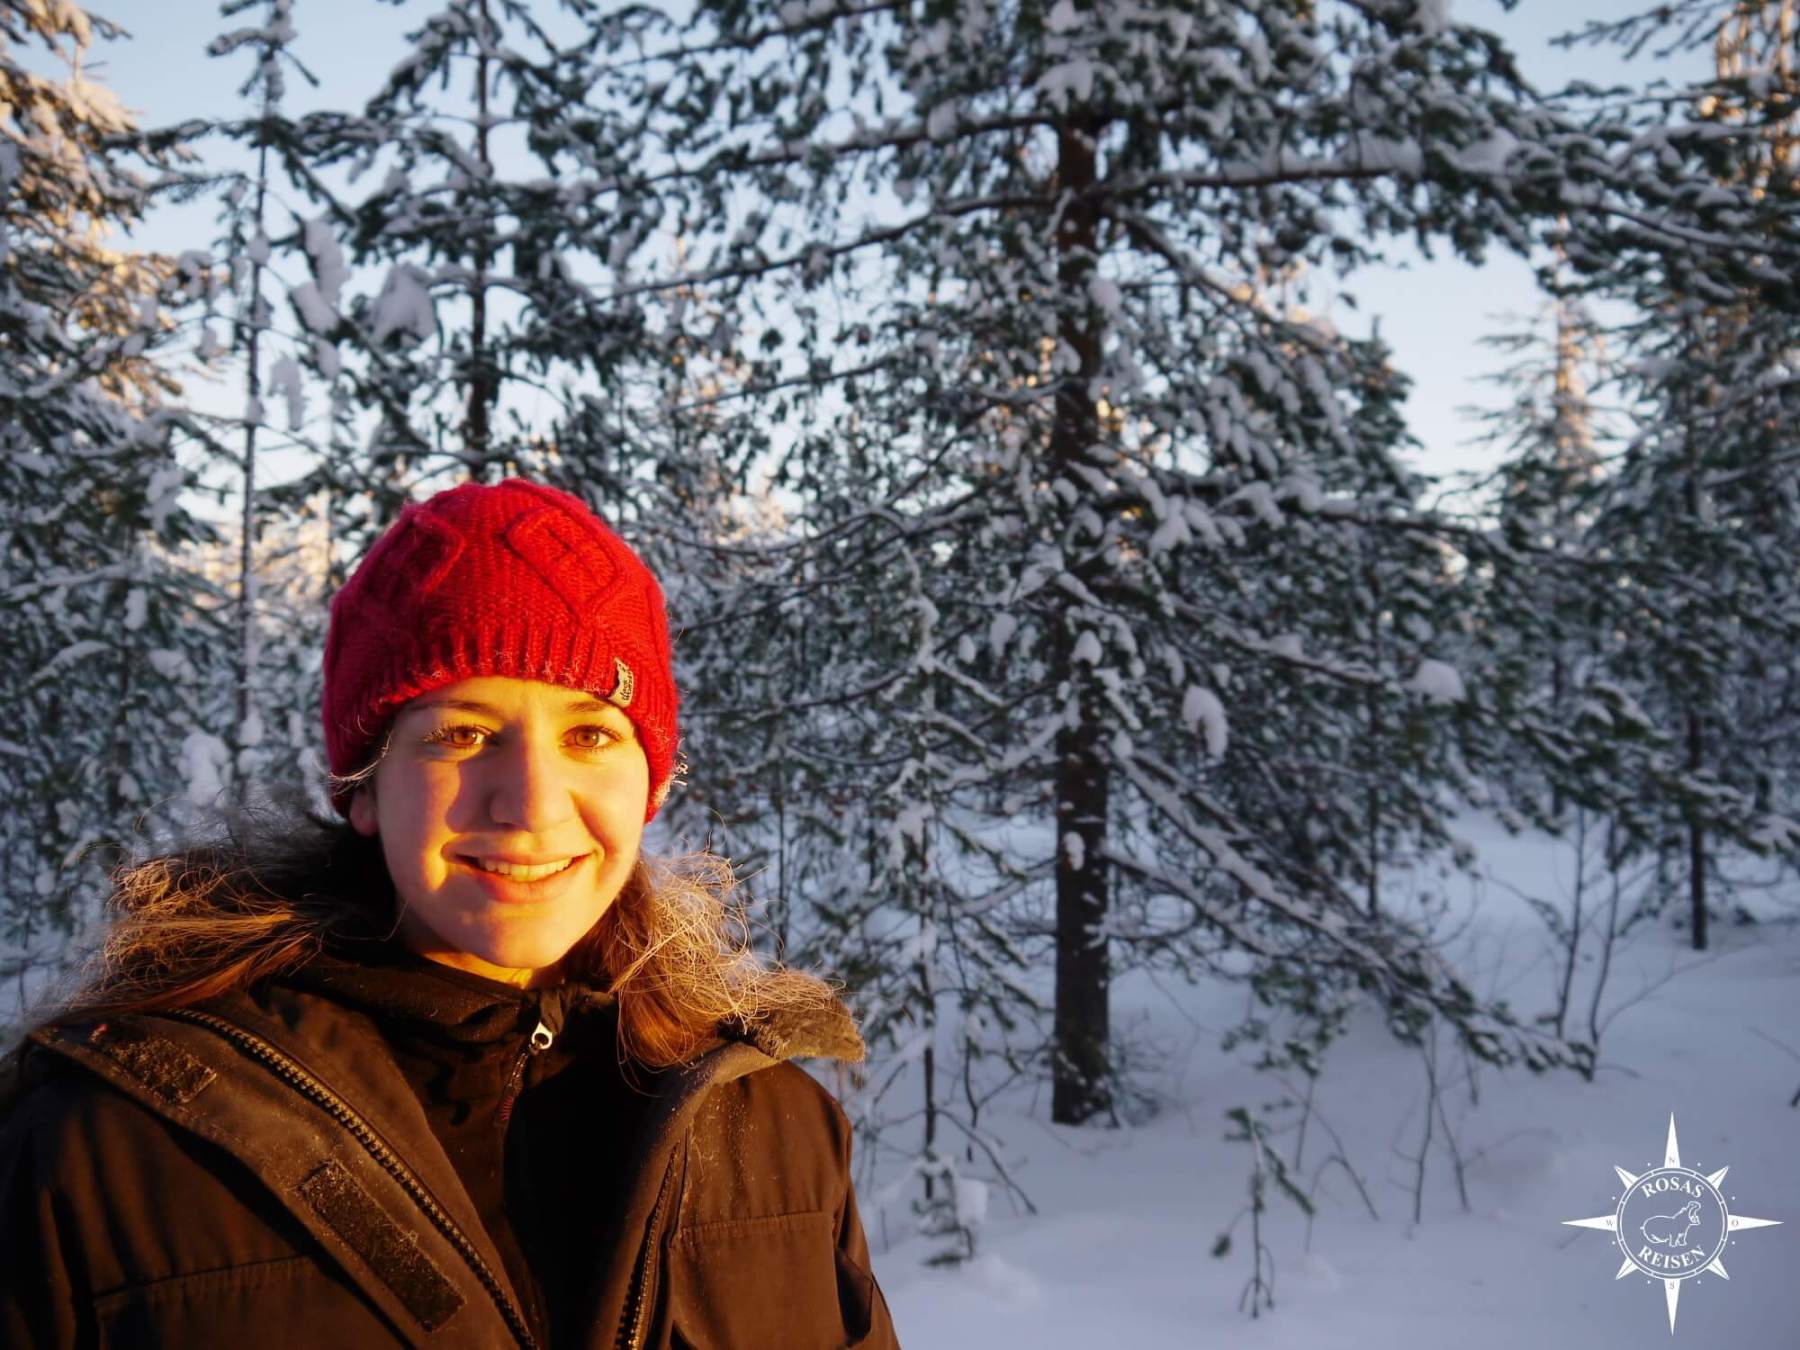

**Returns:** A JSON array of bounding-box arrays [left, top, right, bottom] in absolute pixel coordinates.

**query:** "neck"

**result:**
[[398, 924, 564, 989]]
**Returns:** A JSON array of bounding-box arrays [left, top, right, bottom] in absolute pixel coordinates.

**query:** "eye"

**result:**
[[570, 724, 622, 751], [422, 723, 490, 751]]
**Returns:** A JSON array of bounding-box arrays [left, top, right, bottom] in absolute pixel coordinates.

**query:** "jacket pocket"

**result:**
[[92, 1255, 403, 1348], [668, 1210, 874, 1350]]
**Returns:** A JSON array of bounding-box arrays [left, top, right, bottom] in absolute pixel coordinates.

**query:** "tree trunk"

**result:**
[[1052, 713, 1112, 1123], [1364, 551, 1382, 917], [465, 0, 496, 476], [1687, 706, 1707, 951], [1049, 113, 1113, 1126], [234, 128, 271, 789], [1680, 387, 1707, 953], [1550, 652, 1567, 820]]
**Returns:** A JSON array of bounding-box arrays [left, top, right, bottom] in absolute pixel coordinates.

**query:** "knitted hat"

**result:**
[[322, 478, 678, 821]]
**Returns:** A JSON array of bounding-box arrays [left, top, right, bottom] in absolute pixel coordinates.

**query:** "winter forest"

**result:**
[[2, 0, 1798, 1342]]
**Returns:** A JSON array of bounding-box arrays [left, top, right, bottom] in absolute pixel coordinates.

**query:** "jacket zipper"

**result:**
[[616, 1150, 676, 1350], [496, 1019, 554, 1128], [159, 1006, 540, 1350]]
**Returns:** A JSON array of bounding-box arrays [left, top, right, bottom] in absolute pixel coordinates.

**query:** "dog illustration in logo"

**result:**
[[1640, 1200, 1703, 1248]]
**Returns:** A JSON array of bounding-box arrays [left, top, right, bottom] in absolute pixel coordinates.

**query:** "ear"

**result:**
[[348, 783, 379, 838]]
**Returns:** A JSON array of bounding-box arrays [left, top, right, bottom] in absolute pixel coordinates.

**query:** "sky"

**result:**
[[89, 0, 1705, 492]]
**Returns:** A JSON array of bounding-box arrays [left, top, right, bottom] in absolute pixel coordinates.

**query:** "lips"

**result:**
[[460, 856, 579, 878], [455, 851, 592, 900]]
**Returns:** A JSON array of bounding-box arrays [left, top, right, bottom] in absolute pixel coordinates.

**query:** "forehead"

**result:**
[[399, 676, 622, 720]]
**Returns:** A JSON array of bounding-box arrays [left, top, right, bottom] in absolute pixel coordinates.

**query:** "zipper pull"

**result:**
[[496, 1020, 555, 1128]]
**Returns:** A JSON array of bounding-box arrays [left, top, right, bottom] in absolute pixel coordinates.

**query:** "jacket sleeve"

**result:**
[[829, 1101, 901, 1350], [0, 1057, 91, 1349]]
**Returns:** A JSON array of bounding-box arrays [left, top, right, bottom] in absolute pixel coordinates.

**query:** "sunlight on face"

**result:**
[[348, 675, 650, 987]]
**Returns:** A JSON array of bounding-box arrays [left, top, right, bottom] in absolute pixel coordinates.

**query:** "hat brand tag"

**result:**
[[611, 657, 635, 708]]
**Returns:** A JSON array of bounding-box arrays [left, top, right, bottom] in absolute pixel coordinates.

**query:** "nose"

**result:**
[[483, 734, 576, 833]]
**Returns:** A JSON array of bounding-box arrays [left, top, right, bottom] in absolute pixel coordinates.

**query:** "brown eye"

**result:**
[[425, 724, 489, 750], [570, 725, 619, 750]]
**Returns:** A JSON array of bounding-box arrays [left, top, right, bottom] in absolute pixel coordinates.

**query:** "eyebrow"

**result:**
[[405, 696, 619, 719]]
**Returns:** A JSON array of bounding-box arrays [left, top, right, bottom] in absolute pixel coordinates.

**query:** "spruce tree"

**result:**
[[0, 0, 217, 1012], [196, 0, 335, 803], [1554, 0, 1800, 946], [280, 0, 671, 500]]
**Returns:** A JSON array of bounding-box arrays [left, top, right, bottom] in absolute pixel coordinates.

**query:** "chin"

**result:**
[[402, 906, 592, 979], [461, 927, 588, 975]]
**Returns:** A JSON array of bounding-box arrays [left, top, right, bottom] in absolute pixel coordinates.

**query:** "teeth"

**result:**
[[473, 856, 576, 881]]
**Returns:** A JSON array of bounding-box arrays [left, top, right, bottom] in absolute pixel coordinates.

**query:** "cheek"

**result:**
[[589, 758, 651, 845], [587, 798, 648, 886], [375, 773, 459, 882], [597, 806, 647, 866]]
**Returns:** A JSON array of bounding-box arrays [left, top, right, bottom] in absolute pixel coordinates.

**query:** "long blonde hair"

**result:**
[[37, 800, 843, 1069]]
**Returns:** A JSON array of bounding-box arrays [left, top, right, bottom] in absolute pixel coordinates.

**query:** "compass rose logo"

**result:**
[[1562, 1114, 1782, 1333]]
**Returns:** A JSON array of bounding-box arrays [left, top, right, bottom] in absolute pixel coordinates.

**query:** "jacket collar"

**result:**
[[285, 937, 866, 1067], [282, 940, 617, 1048]]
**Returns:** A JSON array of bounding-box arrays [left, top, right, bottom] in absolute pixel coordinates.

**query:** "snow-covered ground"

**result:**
[[864, 814, 1800, 1347]]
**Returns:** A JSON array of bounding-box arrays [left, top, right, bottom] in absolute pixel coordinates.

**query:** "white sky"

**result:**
[[95, 0, 1699, 490]]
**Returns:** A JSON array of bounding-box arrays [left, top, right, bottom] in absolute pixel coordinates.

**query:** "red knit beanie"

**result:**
[[321, 478, 679, 821]]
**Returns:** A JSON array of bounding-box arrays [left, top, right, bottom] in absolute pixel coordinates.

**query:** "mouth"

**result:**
[[455, 852, 593, 899]]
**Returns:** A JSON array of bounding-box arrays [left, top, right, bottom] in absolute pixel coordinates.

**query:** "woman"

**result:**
[[0, 478, 900, 1349]]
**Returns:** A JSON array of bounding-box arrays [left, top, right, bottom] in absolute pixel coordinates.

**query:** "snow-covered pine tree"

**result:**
[[646, 0, 1601, 1131], [0, 0, 218, 1014], [282, 0, 672, 500], [1464, 286, 1615, 825], [1554, 0, 1800, 946], [190, 0, 339, 804]]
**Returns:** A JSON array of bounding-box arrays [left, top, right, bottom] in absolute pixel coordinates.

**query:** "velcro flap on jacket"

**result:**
[[86, 1020, 217, 1106], [299, 1159, 465, 1332]]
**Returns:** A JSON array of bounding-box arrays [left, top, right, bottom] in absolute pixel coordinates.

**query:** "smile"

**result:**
[[474, 856, 575, 880], [457, 854, 589, 882]]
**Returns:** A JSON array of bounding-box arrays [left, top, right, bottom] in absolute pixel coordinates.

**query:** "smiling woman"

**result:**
[[351, 680, 653, 985], [0, 479, 900, 1350]]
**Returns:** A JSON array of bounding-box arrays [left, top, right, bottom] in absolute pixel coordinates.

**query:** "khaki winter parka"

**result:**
[[0, 954, 900, 1349]]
